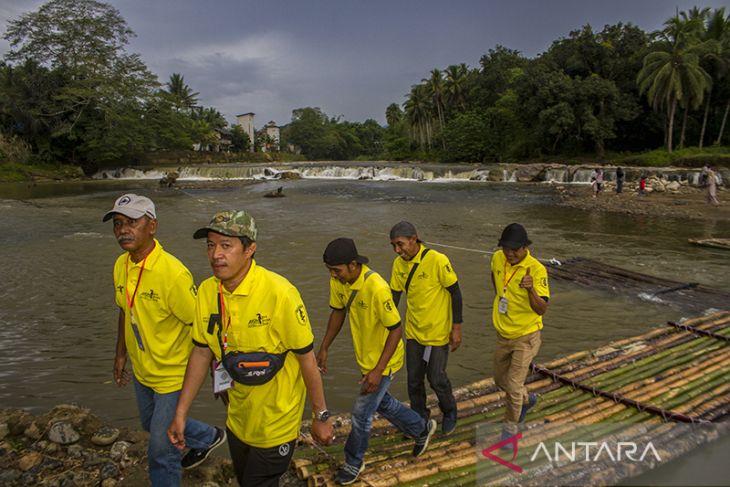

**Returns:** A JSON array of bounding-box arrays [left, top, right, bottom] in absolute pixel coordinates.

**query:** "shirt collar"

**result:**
[[349, 264, 370, 291], [504, 249, 533, 269], [128, 238, 162, 269], [221, 259, 258, 296]]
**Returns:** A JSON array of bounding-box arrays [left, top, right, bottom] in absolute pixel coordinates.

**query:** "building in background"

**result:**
[[236, 112, 256, 152]]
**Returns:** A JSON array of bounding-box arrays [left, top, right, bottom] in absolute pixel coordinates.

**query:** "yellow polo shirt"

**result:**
[[390, 245, 458, 345], [192, 260, 314, 448], [329, 265, 404, 375], [490, 249, 550, 340], [113, 239, 197, 393]]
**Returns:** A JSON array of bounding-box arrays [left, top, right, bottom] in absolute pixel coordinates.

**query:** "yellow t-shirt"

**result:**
[[113, 239, 197, 393], [192, 260, 314, 448], [329, 265, 404, 375], [390, 245, 458, 345], [490, 249, 550, 340]]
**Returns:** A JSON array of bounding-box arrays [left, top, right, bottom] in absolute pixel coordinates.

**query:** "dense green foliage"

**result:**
[[0, 0, 239, 174], [1, 1, 728, 167]]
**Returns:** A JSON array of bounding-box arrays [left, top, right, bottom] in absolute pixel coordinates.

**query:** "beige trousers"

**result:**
[[493, 330, 541, 433]]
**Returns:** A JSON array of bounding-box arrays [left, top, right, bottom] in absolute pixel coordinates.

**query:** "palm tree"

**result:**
[[423, 69, 446, 137], [444, 63, 469, 112], [385, 102, 403, 127], [695, 8, 730, 148], [637, 14, 712, 152], [404, 84, 433, 149], [166, 73, 199, 111]]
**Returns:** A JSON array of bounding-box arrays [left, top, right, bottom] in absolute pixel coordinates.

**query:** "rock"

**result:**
[[110, 440, 131, 462], [37, 440, 48, 450], [666, 181, 681, 191], [45, 442, 59, 454], [0, 422, 9, 441], [84, 452, 105, 467], [48, 422, 80, 445], [18, 451, 43, 471], [8, 411, 33, 436], [487, 169, 504, 182], [101, 479, 118, 487], [25, 422, 43, 440], [92, 426, 120, 446], [0, 470, 20, 484], [100, 462, 120, 480], [651, 181, 666, 192], [278, 170, 301, 180], [66, 444, 83, 458]]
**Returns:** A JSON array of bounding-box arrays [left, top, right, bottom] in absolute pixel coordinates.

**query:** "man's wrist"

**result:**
[[312, 409, 331, 422]]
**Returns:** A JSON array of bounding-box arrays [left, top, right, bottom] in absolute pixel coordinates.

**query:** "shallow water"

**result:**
[[0, 178, 728, 437]]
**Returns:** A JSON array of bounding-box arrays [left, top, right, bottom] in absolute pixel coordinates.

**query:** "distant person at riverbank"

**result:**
[[388, 221, 462, 434], [168, 210, 333, 486], [104, 194, 224, 486], [489, 223, 549, 446], [638, 175, 647, 196], [590, 169, 603, 198], [616, 167, 625, 194], [318, 238, 437, 485], [706, 166, 720, 206]]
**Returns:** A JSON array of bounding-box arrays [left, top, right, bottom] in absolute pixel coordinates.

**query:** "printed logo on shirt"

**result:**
[[189, 284, 198, 297], [295, 304, 308, 326], [445, 264, 452, 273], [383, 299, 394, 313], [117, 285, 124, 294], [248, 313, 272, 327], [356, 299, 368, 310], [417, 271, 429, 280], [140, 289, 161, 302], [397, 271, 408, 280], [337, 292, 346, 303], [540, 277, 548, 288]]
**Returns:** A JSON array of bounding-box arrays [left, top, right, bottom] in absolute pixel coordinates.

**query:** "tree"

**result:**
[[230, 124, 250, 152], [637, 14, 711, 153], [385, 103, 403, 127], [404, 84, 433, 149], [444, 63, 470, 112], [166, 73, 199, 112], [2, 0, 158, 169]]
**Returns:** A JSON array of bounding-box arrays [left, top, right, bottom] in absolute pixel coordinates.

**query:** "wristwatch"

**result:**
[[313, 409, 331, 422]]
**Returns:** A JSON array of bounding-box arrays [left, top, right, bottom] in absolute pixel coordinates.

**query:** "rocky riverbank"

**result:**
[[0, 405, 239, 487], [552, 175, 730, 222]]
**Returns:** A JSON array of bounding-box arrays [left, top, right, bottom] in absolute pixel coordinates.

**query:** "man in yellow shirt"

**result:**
[[318, 238, 437, 485], [104, 194, 224, 487], [490, 223, 549, 441], [389, 221, 462, 434], [167, 210, 333, 486]]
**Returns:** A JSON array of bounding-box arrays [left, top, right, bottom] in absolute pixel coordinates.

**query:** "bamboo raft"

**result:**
[[545, 257, 730, 314], [688, 237, 730, 250], [292, 311, 730, 486]]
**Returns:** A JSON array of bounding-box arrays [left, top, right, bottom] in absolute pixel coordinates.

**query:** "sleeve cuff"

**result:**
[[386, 322, 402, 331], [291, 342, 314, 355], [192, 339, 209, 348]]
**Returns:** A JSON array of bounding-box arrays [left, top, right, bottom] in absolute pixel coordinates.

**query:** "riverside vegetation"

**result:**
[[1, 1, 730, 180]]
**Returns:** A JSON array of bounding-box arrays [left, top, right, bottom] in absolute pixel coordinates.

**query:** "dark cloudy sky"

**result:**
[[1, 1, 728, 127]]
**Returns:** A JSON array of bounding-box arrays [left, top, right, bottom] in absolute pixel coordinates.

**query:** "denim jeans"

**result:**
[[405, 340, 457, 421], [344, 374, 426, 469], [133, 376, 217, 487]]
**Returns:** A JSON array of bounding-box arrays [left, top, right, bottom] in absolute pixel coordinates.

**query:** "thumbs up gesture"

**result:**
[[519, 267, 533, 290]]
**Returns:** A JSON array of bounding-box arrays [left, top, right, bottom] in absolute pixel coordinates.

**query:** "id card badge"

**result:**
[[213, 361, 234, 393], [422, 345, 432, 364], [498, 297, 509, 315], [130, 312, 145, 351]]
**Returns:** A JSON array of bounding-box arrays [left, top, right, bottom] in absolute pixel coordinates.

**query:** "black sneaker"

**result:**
[[334, 462, 365, 485], [442, 413, 457, 435], [412, 419, 437, 457], [181, 426, 227, 469], [518, 393, 538, 423]]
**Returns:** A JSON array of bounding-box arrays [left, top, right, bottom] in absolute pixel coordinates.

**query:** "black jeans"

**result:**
[[227, 428, 296, 487], [405, 339, 457, 420]]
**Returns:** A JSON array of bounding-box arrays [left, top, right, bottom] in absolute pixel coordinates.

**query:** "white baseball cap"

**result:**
[[102, 193, 157, 222]]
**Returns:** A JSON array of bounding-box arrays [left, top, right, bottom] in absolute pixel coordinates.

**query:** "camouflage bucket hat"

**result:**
[[193, 210, 258, 240]]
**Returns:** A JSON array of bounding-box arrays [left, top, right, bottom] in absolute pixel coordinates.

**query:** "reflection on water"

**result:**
[[1, 179, 728, 435]]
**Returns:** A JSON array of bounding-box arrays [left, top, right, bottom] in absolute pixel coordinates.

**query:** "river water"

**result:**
[[1, 175, 729, 481]]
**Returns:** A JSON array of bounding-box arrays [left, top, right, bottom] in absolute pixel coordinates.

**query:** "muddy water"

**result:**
[[0, 179, 728, 443]]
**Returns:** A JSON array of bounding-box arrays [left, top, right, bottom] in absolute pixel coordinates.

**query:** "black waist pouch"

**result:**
[[222, 351, 288, 386]]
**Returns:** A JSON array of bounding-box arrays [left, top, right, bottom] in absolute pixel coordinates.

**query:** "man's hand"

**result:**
[[316, 348, 328, 374], [167, 415, 186, 450], [311, 419, 334, 446], [519, 267, 533, 290], [359, 369, 383, 394], [450, 324, 462, 352], [113, 355, 130, 387]]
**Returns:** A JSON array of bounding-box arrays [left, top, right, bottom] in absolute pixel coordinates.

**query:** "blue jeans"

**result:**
[[344, 374, 426, 468], [133, 376, 217, 487]]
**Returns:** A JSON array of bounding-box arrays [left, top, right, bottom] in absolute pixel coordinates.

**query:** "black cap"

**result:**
[[389, 221, 418, 239], [323, 238, 369, 266], [498, 223, 532, 249]]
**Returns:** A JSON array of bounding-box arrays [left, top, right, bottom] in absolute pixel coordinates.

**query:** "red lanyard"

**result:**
[[502, 260, 520, 294], [125, 251, 151, 310], [219, 282, 232, 352]]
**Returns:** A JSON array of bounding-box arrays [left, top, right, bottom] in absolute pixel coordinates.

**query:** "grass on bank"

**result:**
[[617, 146, 730, 167]]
